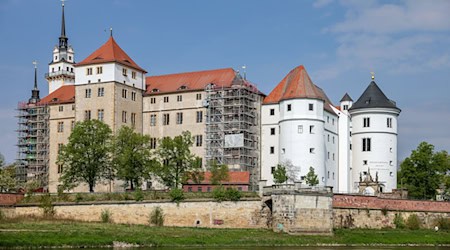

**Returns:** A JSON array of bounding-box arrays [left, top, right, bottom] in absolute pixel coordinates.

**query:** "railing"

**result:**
[[45, 70, 75, 78], [262, 184, 333, 196]]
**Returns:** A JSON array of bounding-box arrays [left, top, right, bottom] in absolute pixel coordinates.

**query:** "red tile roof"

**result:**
[[185, 171, 250, 185], [75, 36, 146, 73], [39, 85, 75, 105], [263, 65, 334, 112], [145, 68, 237, 95]]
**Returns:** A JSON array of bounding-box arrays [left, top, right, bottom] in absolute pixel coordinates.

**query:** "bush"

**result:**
[[225, 188, 241, 201], [134, 189, 144, 201], [213, 187, 227, 202], [435, 217, 450, 230], [39, 194, 55, 218], [0, 209, 5, 221], [406, 214, 421, 230], [149, 206, 164, 226], [101, 209, 112, 223], [169, 188, 185, 203], [394, 213, 405, 229], [75, 193, 83, 203]]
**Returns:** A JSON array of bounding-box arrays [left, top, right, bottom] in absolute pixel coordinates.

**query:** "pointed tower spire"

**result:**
[[59, 0, 68, 49], [29, 61, 40, 104]]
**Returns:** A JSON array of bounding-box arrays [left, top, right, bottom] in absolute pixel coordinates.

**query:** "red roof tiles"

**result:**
[[145, 68, 237, 95], [76, 36, 146, 73], [185, 171, 250, 185], [39, 85, 75, 105]]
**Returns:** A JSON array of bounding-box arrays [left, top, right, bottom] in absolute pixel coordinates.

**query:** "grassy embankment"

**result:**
[[0, 218, 449, 248]]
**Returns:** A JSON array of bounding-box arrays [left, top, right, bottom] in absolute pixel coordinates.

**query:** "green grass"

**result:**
[[0, 219, 449, 247]]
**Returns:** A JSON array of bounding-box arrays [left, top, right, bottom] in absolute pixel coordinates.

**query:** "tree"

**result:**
[[273, 164, 288, 184], [112, 126, 157, 190], [209, 160, 229, 185], [58, 120, 113, 192], [154, 131, 201, 189], [399, 142, 450, 199], [0, 152, 4, 167], [305, 167, 319, 186], [0, 164, 17, 192]]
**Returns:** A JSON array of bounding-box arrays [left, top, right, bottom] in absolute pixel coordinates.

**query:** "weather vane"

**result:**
[[61, 0, 66, 7], [370, 71, 375, 80], [32, 60, 38, 68]]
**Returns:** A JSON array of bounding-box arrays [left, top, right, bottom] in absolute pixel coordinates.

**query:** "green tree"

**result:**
[[58, 120, 113, 192], [209, 160, 229, 185], [399, 142, 450, 200], [112, 126, 156, 190], [0, 152, 4, 166], [155, 131, 200, 188], [0, 164, 17, 192], [305, 167, 319, 186], [273, 164, 288, 184]]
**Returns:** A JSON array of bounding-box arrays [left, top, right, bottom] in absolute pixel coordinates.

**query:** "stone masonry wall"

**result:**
[[12, 199, 269, 229]]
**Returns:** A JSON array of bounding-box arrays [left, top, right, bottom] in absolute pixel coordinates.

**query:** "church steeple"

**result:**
[[59, 1, 68, 49], [29, 61, 40, 104]]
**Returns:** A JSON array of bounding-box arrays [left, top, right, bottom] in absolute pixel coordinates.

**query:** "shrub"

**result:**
[[39, 194, 55, 218], [75, 193, 83, 203], [149, 206, 164, 227], [435, 217, 450, 230], [101, 209, 112, 223], [169, 188, 185, 203], [134, 189, 144, 201], [394, 213, 405, 229], [225, 188, 241, 201], [381, 206, 388, 216], [0, 209, 5, 221], [406, 214, 421, 230], [213, 187, 227, 202]]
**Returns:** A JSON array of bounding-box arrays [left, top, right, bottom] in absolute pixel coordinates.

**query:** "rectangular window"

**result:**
[[163, 113, 170, 125], [57, 122, 64, 133], [327, 152, 330, 159], [85, 88, 91, 98], [328, 134, 330, 142], [131, 92, 136, 101], [333, 136, 335, 144], [196, 93, 202, 100], [387, 117, 392, 128], [86, 68, 93, 75], [150, 114, 157, 126], [343, 105, 348, 110], [150, 97, 156, 104], [150, 138, 157, 149], [59, 106, 63, 112], [97, 109, 104, 122], [97, 87, 104, 97], [363, 117, 370, 127], [363, 160, 367, 165], [197, 187, 202, 192], [84, 110, 91, 121], [309, 125, 314, 134], [362, 138, 371, 152], [333, 153, 335, 161], [177, 95, 182, 102], [176, 112, 183, 124], [196, 111, 203, 123], [131, 113, 136, 126], [164, 96, 169, 103], [270, 146, 274, 154], [122, 111, 127, 123], [271, 166, 276, 174], [122, 89, 127, 98], [58, 143, 64, 153], [195, 135, 203, 147], [270, 127, 275, 135], [131, 71, 136, 79], [309, 103, 314, 111], [72, 104, 75, 110], [270, 109, 275, 116], [310, 148, 315, 154], [96, 66, 103, 74], [298, 125, 303, 134], [287, 104, 292, 111], [332, 118, 335, 125], [122, 68, 127, 76]]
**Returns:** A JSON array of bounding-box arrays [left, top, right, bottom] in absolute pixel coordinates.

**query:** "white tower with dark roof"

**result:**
[[349, 76, 401, 193], [46, 1, 75, 94]]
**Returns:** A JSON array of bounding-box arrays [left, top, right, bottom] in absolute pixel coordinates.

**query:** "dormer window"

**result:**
[[69, 56, 72, 61], [55, 56, 58, 60], [179, 85, 188, 90], [122, 68, 128, 76], [343, 105, 348, 110], [152, 88, 159, 93]]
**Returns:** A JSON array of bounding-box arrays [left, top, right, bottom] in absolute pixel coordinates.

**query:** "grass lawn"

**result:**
[[0, 219, 449, 247]]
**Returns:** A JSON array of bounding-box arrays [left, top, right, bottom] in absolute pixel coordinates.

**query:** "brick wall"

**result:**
[[0, 193, 24, 206], [333, 194, 450, 212]]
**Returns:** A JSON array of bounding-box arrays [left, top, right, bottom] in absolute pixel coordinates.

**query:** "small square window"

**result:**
[[270, 146, 274, 154], [270, 128, 275, 135], [309, 125, 314, 134], [271, 166, 275, 174], [298, 125, 303, 134], [308, 103, 314, 111], [59, 106, 63, 112], [310, 148, 315, 154], [196, 93, 202, 100], [270, 109, 275, 116], [363, 160, 367, 165], [287, 104, 292, 111]]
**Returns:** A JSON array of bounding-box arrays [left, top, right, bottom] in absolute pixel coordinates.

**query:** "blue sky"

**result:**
[[0, 0, 449, 164]]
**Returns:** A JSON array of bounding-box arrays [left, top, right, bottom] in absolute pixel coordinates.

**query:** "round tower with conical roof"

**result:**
[[349, 76, 401, 193]]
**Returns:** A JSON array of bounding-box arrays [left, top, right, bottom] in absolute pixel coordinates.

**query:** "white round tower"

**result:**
[[349, 76, 401, 193]]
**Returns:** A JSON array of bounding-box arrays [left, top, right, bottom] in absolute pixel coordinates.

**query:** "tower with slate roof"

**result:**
[[349, 75, 401, 193]]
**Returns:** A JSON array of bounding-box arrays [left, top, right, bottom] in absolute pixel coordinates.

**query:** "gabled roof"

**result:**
[[349, 81, 400, 111], [185, 171, 250, 185], [75, 36, 146, 73], [145, 68, 237, 95], [340, 93, 353, 102], [263, 65, 334, 112], [39, 85, 75, 105]]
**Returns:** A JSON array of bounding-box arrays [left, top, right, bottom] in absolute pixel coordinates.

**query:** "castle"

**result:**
[[17, 4, 400, 194]]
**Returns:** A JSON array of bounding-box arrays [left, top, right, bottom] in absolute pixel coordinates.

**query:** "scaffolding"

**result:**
[[205, 75, 262, 190], [16, 102, 50, 189]]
